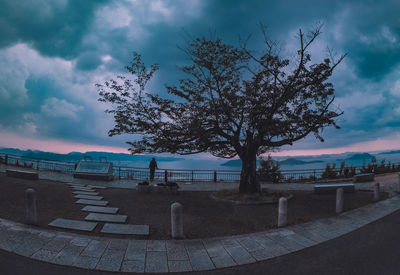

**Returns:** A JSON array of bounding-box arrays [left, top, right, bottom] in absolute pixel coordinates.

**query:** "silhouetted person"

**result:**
[[149, 158, 158, 181]]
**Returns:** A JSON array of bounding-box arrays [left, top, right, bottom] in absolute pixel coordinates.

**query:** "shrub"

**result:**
[[138, 181, 149, 186], [257, 155, 282, 183], [322, 164, 337, 179]]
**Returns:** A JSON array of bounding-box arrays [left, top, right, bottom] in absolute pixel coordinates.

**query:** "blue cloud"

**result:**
[[0, 0, 110, 58], [1, 0, 400, 153]]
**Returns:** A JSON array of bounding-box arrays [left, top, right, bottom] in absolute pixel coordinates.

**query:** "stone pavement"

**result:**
[[0, 195, 399, 273], [48, 182, 149, 236]]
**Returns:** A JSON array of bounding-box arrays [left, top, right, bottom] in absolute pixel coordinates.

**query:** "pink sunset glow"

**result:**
[[270, 134, 400, 157], [0, 132, 129, 155], [2, 131, 400, 158]]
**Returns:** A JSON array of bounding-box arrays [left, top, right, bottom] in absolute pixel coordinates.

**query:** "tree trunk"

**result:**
[[238, 148, 260, 194]]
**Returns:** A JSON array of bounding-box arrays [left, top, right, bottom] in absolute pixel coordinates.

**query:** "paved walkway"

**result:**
[[2, 164, 400, 272], [0, 195, 399, 273], [2, 164, 398, 192]]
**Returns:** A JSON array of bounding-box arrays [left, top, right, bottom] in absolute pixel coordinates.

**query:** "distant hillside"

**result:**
[[0, 148, 183, 163], [346, 153, 375, 160], [378, 150, 400, 155], [279, 158, 323, 165], [221, 159, 263, 167], [220, 158, 325, 167], [221, 159, 242, 167]]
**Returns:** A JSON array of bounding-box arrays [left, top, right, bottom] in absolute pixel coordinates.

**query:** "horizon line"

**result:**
[[1, 131, 400, 159]]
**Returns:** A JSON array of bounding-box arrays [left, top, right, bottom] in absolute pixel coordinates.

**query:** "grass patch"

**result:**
[[215, 188, 288, 202]]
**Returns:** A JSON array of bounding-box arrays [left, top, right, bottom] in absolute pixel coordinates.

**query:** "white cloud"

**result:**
[[381, 26, 397, 44], [0, 43, 129, 143], [101, 55, 113, 63], [335, 91, 384, 109], [390, 79, 400, 97], [95, 4, 132, 29], [41, 97, 83, 120]]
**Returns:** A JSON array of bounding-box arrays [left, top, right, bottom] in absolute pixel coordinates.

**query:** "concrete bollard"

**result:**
[[278, 197, 287, 227], [171, 202, 184, 239], [373, 182, 380, 201], [25, 188, 37, 225], [336, 188, 344, 214]]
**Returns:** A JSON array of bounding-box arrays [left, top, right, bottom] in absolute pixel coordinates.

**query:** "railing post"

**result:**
[[5, 154, 8, 165], [191, 170, 194, 182], [313, 169, 316, 181], [36, 160, 40, 171], [165, 170, 168, 182], [213, 171, 217, 183], [119, 167, 121, 180]]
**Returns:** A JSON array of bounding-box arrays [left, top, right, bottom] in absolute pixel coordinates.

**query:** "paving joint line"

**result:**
[[0, 193, 398, 272]]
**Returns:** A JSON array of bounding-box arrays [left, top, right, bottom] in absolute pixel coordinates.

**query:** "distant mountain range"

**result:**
[[0, 148, 183, 163], [378, 150, 400, 155], [279, 158, 323, 165], [221, 157, 323, 167], [221, 159, 257, 167], [335, 153, 376, 162], [345, 153, 375, 160], [2, 147, 400, 168]]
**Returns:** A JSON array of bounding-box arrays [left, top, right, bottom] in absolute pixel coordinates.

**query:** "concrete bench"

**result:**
[[353, 173, 375, 183], [314, 183, 355, 194], [6, 169, 39, 180]]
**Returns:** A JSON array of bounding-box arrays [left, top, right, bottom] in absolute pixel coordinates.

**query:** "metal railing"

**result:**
[[0, 152, 242, 182], [1, 152, 398, 183], [113, 166, 241, 182]]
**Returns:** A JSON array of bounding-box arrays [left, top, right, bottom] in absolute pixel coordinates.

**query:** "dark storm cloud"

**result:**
[[332, 1, 400, 80], [1, 0, 400, 152], [0, 0, 110, 59]]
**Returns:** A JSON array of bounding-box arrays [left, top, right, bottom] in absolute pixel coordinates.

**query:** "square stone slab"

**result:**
[[85, 213, 127, 223], [73, 187, 95, 192], [48, 218, 97, 232], [67, 183, 86, 187], [73, 191, 99, 196], [82, 206, 119, 214], [101, 224, 149, 235], [87, 185, 107, 189], [76, 199, 108, 206], [74, 195, 103, 200]]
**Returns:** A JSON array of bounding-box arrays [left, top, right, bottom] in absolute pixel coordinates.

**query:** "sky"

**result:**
[[1, 0, 400, 157]]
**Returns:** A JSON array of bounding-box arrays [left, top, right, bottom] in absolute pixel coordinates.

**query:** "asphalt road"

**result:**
[[1, 210, 400, 275]]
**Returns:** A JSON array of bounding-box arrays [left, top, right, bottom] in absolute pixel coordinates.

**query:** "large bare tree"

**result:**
[[97, 26, 345, 194]]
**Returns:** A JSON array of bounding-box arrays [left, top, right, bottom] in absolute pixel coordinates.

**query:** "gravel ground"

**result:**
[[0, 172, 388, 239]]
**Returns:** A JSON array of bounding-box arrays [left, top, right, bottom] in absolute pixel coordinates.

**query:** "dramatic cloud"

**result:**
[[1, 0, 400, 155]]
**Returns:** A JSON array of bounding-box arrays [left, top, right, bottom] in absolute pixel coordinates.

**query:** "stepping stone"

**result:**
[[74, 194, 103, 200], [82, 206, 119, 214], [85, 213, 127, 223], [76, 199, 108, 206], [48, 218, 97, 232], [67, 183, 86, 186], [73, 191, 99, 196], [87, 185, 107, 189], [73, 187, 95, 192], [101, 224, 149, 235]]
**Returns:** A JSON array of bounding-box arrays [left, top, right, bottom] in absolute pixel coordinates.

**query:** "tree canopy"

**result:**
[[97, 25, 345, 193]]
